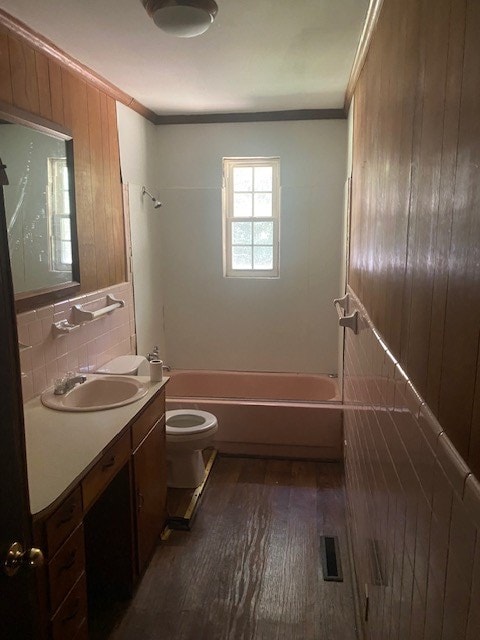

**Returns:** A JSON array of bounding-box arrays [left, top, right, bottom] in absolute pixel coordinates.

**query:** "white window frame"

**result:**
[[222, 157, 280, 278]]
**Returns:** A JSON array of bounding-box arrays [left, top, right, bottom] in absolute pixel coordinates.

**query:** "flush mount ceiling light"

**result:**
[[142, 0, 218, 38]]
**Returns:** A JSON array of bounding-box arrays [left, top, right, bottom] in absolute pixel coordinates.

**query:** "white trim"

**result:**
[[47, 156, 71, 273]]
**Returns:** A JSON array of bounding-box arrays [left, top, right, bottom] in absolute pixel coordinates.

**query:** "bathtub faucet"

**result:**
[[146, 347, 171, 371], [146, 346, 159, 362]]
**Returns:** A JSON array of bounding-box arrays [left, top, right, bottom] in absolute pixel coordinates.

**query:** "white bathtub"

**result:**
[[166, 370, 343, 460]]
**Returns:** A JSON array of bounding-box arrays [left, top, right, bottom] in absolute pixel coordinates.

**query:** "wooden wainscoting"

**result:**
[[349, 0, 480, 474], [0, 26, 126, 293]]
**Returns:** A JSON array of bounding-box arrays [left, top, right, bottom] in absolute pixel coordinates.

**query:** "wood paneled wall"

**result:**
[[0, 26, 125, 293], [349, 0, 480, 473]]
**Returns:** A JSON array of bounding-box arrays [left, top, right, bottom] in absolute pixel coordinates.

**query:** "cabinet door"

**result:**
[[133, 420, 167, 574]]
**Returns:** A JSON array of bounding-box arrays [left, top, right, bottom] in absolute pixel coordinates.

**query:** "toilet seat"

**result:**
[[166, 409, 217, 436]]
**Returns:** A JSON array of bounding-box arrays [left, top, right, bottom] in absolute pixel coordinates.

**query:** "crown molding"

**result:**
[[0, 8, 352, 127], [344, 0, 384, 114], [155, 108, 346, 125]]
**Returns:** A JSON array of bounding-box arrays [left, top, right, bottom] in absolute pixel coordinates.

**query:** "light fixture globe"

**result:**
[[142, 0, 218, 38]]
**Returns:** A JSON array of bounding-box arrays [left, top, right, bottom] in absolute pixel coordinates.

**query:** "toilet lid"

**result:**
[[96, 355, 147, 375], [166, 409, 217, 435]]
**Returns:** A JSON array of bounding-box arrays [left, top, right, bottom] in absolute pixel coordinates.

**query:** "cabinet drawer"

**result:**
[[49, 525, 85, 614], [51, 573, 87, 640], [132, 388, 165, 450], [82, 432, 130, 510], [46, 488, 83, 556]]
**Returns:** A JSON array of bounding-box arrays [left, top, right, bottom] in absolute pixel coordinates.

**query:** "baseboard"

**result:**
[[216, 440, 342, 461]]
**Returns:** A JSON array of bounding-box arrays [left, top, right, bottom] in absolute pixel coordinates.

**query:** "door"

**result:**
[[133, 420, 167, 574], [0, 159, 39, 639]]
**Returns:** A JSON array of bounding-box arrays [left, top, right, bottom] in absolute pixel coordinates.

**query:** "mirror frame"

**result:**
[[0, 101, 80, 313]]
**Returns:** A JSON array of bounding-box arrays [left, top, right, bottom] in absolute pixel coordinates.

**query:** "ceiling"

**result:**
[[0, 0, 369, 116]]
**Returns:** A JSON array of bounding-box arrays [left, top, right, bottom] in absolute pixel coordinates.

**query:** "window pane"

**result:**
[[254, 166, 272, 192], [232, 246, 252, 270], [253, 221, 273, 244], [232, 221, 252, 245], [63, 191, 70, 214], [234, 193, 253, 217], [233, 167, 252, 192], [61, 241, 72, 265], [253, 246, 273, 270], [54, 187, 62, 210], [254, 193, 272, 217], [60, 218, 71, 241]]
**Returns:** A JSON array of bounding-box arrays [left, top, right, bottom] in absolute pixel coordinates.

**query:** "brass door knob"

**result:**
[[4, 542, 44, 577]]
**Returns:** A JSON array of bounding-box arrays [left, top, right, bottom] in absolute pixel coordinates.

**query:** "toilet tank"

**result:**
[[96, 355, 149, 376]]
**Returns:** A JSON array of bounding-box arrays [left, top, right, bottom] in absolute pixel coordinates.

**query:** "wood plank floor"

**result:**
[[109, 457, 358, 640]]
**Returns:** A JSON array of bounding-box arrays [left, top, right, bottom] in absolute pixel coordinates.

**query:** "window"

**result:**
[[222, 157, 280, 277], [47, 157, 72, 272]]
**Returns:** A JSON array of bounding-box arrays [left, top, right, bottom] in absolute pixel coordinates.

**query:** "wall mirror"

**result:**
[[0, 105, 79, 312]]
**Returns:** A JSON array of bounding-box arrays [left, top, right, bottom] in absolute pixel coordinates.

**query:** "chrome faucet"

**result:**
[[146, 347, 171, 371], [54, 373, 87, 395], [146, 346, 159, 362]]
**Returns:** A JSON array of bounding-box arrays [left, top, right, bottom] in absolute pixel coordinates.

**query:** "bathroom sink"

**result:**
[[41, 375, 149, 412]]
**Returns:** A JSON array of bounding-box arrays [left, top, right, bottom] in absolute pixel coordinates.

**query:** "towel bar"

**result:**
[[72, 294, 125, 323], [333, 294, 359, 334]]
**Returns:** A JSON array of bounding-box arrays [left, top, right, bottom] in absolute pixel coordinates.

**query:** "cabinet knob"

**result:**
[[56, 504, 77, 527], [3, 542, 44, 577], [102, 456, 116, 470]]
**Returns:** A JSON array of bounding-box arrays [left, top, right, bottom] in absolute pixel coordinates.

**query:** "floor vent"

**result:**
[[320, 535, 343, 582]]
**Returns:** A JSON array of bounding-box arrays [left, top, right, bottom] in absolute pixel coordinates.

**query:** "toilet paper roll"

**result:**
[[149, 359, 163, 382]]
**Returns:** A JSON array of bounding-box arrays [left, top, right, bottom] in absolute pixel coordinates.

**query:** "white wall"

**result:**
[[116, 103, 167, 361], [337, 96, 356, 392], [156, 120, 347, 374]]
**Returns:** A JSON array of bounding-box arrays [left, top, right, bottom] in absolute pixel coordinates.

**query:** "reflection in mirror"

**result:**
[[0, 110, 79, 311]]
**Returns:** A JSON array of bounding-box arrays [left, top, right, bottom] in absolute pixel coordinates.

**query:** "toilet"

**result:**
[[96, 356, 218, 489], [165, 409, 218, 488]]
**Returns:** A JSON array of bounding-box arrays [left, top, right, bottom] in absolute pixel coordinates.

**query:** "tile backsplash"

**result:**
[[344, 286, 480, 640], [17, 282, 136, 402]]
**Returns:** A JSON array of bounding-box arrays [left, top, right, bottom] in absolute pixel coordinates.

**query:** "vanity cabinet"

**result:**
[[32, 386, 167, 640], [133, 418, 168, 574], [34, 488, 86, 640], [48, 525, 85, 615], [51, 573, 88, 640]]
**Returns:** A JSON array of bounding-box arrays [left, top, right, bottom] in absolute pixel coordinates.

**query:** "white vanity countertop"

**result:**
[[24, 376, 169, 516]]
